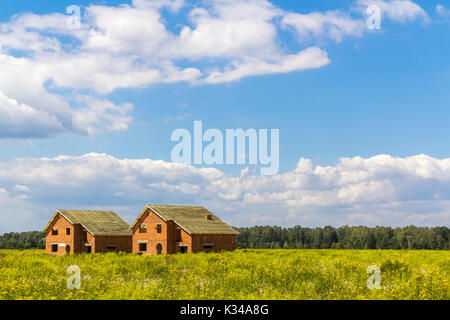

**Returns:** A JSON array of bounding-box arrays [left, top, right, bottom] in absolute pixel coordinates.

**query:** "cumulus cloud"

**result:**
[[0, 153, 449, 233], [0, 0, 428, 139], [356, 0, 429, 23], [72, 96, 133, 134], [436, 4, 450, 17], [0, 91, 64, 138], [202, 47, 330, 84], [281, 10, 365, 42]]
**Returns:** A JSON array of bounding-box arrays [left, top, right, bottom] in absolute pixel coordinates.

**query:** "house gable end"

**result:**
[[44, 211, 75, 233], [148, 206, 194, 236], [130, 205, 170, 231]]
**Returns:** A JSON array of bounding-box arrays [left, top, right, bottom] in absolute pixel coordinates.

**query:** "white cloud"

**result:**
[[72, 95, 133, 134], [0, 91, 64, 138], [281, 10, 365, 42], [0, 0, 429, 139], [172, 0, 282, 59], [132, 0, 185, 12], [83, 5, 173, 55], [14, 184, 31, 193], [0, 187, 43, 233], [436, 4, 450, 17], [0, 51, 135, 137], [0, 152, 449, 233], [356, 0, 429, 23], [202, 47, 330, 84]]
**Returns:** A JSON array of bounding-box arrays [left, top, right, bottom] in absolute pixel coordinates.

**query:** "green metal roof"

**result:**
[[131, 205, 239, 235], [44, 210, 132, 236]]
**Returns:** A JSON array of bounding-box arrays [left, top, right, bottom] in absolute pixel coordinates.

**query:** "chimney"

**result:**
[[205, 214, 212, 220]]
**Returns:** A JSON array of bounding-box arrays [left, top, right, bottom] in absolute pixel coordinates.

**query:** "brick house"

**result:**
[[43, 210, 132, 255], [130, 205, 239, 255]]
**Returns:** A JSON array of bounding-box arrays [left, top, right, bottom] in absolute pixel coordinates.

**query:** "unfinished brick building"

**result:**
[[44, 210, 132, 255], [130, 205, 239, 255]]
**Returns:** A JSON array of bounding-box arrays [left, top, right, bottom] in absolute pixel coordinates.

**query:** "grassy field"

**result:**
[[0, 249, 448, 300]]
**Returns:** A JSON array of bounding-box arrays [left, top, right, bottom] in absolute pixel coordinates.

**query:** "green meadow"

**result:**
[[0, 249, 448, 300]]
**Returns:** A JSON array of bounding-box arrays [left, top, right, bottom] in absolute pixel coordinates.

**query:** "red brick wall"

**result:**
[[73, 224, 84, 253], [132, 207, 189, 255], [86, 232, 95, 253], [174, 225, 192, 254], [45, 213, 131, 254], [45, 215, 93, 255], [191, 234, 236, 253], [93, 235, 132, 253], [45, 215, 74, 255], [131, 207, 236, 255]]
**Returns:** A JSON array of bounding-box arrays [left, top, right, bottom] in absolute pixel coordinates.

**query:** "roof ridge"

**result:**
[[58, 209, 116, 212], [142, 205, 239, 235], [45, 209, 132, 236], [150, 204, 206, 208]]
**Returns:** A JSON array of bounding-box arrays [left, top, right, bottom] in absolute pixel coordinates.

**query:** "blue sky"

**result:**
[[0, 0, 449, 232]]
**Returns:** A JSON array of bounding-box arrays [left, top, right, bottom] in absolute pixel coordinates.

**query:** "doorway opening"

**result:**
[[179, 245, 188, 254], [156, 243, 162, 255]]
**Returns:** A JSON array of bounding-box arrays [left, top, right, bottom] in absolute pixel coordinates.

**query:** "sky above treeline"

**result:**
[[0, 0, 449, 233]]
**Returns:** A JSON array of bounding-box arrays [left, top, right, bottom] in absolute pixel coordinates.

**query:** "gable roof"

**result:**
[[131, 205, 239, 235], [43, 210, 132, 236]]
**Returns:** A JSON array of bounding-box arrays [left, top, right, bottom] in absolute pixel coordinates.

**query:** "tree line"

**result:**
[[0, 231, 46, 249], [235, 225, 450, 250], [1, 226, 449, 250]]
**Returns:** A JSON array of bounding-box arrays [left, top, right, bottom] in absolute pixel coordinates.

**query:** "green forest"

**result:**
[[0, 231, 46, 249], [1, 225, 449, 250], [235, 225, 450, 250]]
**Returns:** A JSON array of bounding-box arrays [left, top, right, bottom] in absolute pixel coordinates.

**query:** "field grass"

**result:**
[[0, 249, 448, 300]]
